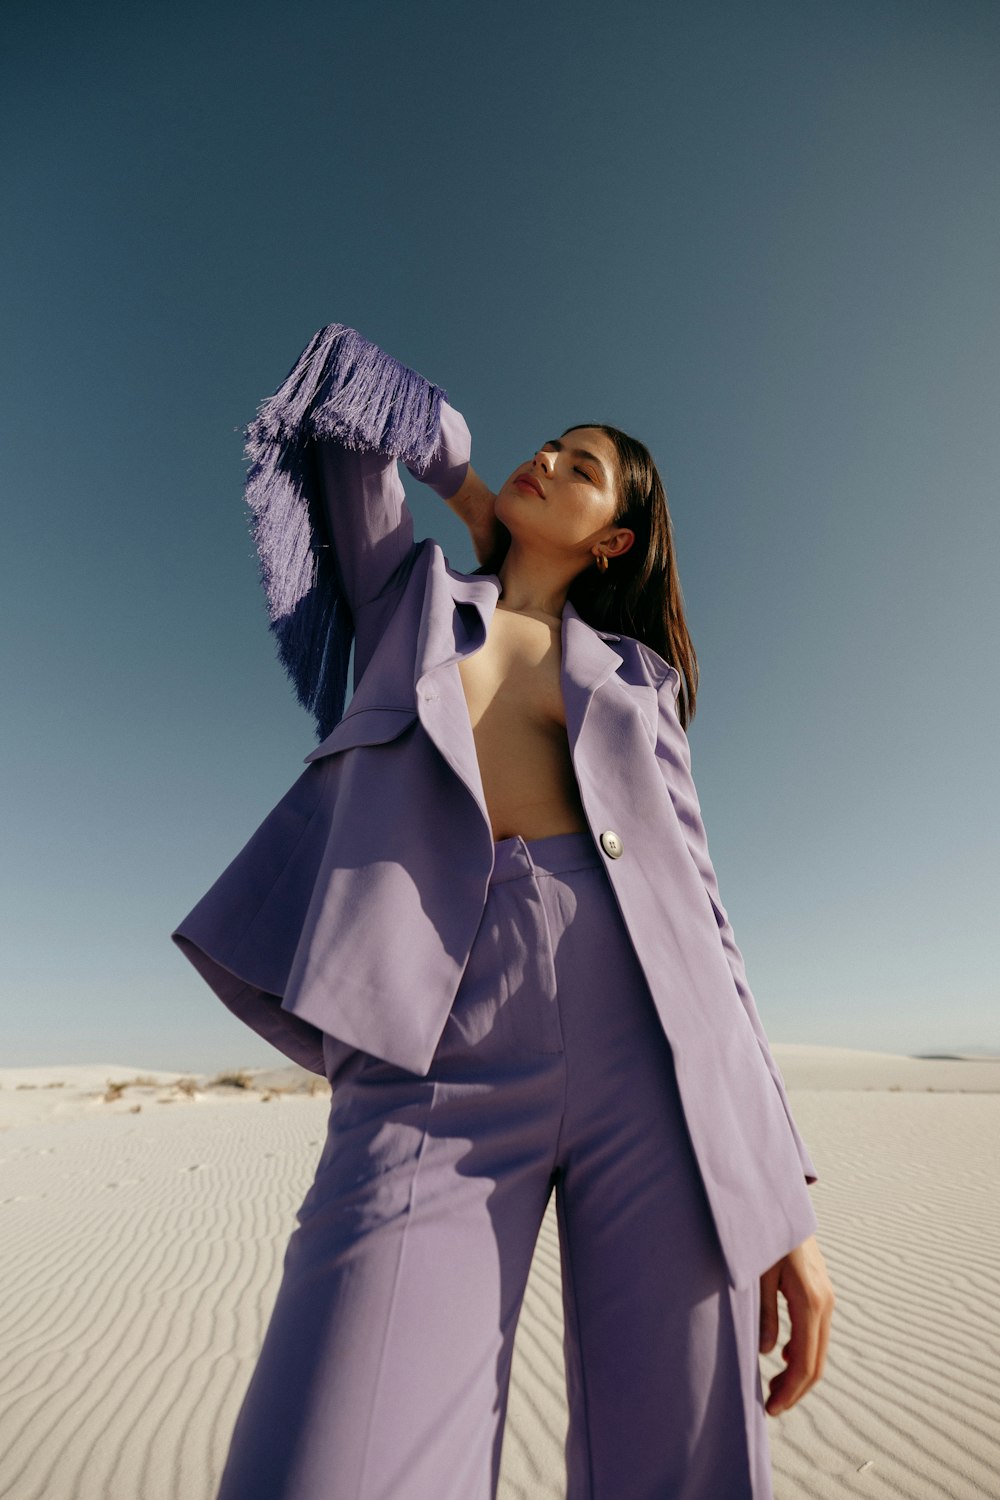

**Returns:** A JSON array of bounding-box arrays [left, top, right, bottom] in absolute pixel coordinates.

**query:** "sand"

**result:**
[[1, 1046, 998, 1499]]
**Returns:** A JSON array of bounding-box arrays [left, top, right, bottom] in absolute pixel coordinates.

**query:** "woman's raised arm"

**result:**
[[401, 400, 500, 566], [242, 322, 464, 740], [436, 461, 501, 566]]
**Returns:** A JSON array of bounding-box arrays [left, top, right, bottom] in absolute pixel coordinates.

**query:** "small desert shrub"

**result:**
[[206, 1070, 255, 1091], [102, 1073, 168, 1102]]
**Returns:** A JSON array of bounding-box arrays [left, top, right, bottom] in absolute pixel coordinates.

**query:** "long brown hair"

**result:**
[[473, 422, 699, 729]]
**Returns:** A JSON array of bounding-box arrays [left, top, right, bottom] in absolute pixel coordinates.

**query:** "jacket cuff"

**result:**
[[403, 399, 471, 501]]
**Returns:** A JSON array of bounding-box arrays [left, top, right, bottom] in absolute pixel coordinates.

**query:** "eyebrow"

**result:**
[[543, 439, 608, 485]]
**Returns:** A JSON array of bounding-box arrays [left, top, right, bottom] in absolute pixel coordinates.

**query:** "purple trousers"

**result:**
[[214, 831, 774, 1500]]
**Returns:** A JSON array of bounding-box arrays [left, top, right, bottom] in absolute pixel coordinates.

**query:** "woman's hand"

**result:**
[[442, 463, 502, 565], [758, 1233, 835, 1416]]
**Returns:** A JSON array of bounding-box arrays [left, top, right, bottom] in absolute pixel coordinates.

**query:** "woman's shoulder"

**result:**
[[620, 633, 682, 699]]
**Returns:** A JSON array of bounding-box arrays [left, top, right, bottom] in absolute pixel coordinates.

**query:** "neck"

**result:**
[[495, 539, 580, 622]]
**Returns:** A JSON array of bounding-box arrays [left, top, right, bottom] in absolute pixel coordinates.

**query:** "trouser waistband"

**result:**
[[490, 830, 601, 883]]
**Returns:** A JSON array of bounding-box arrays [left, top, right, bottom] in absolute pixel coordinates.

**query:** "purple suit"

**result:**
[[171, 360, 818, 1301]]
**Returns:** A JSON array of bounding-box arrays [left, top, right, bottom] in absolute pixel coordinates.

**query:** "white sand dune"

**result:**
[[1, 1046, 998, 1499]]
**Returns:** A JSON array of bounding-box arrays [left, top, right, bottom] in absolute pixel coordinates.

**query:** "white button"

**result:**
[[599, 829, 623, 859]]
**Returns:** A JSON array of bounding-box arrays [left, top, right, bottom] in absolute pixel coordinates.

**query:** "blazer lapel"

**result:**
[[413, 551, 653, 834], [560, 597, 628, 758], [413, 550, 501, 831]]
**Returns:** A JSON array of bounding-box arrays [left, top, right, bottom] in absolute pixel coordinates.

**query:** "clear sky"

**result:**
[[3, 0, 997, 1070]]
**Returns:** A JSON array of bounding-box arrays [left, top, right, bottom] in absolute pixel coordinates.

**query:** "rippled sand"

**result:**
[[1, 1048, 998, 1499]]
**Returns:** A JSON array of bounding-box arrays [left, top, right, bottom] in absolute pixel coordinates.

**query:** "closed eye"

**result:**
[[542, 440, 598, 484]]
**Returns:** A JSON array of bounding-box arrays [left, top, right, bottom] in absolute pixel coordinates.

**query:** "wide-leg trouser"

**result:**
[[214, 830, 774, 1500]]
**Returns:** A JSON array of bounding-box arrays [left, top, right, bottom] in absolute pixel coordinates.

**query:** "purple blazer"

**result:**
[[171, 327, 819, 1292]]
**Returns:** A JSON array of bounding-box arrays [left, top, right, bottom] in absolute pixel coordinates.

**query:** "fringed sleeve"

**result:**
[[242, 323, 468, 743]]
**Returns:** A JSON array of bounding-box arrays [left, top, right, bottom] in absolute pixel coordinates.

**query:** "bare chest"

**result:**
[[457, 609, 566, 729], [455, 608, 588, 840]]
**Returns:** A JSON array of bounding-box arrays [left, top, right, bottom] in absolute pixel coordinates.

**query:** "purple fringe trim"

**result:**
[[242, 324, 450, 743]]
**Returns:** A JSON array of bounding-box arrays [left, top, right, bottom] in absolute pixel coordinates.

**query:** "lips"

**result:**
[[515, 474, 544, 497]]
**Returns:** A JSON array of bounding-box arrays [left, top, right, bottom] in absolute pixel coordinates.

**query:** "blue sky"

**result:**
[[3, 0, 997, 1069]]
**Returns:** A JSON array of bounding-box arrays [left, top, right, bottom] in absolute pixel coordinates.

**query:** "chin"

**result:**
[[498, 482, 535, 514]]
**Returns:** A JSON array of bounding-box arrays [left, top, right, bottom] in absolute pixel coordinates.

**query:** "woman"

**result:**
[[172, 323, 835, 1500]]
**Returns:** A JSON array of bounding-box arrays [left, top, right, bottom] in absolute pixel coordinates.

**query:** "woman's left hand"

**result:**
[[758, 1233, 836, 1416]]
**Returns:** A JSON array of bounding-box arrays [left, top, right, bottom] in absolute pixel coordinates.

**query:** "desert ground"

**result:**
[[1, 1045, 998, 1499]]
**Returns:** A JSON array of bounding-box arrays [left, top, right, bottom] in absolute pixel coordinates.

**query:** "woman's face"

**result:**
[[495, 427, 633, 565]]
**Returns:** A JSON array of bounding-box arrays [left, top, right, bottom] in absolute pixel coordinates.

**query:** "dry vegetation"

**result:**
[[98, 1071, 331, 1105]]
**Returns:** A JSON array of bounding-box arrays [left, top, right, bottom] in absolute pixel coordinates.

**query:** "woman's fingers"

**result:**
[[762, 1236, 836, 1416], [758, 1264, 781, 1354], [765, 1283, 819, 1414]]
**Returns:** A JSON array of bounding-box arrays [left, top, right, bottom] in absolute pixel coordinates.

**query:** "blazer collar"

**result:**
[[416, 547, 625, 704], [409, 546, 633, 837], [305, 542, 653, 779]]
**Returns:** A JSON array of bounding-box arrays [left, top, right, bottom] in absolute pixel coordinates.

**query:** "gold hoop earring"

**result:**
[[595, 550, 609, 572]]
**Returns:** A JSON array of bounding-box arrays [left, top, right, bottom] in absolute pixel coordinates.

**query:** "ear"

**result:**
[[608, 526, 636, 558]]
